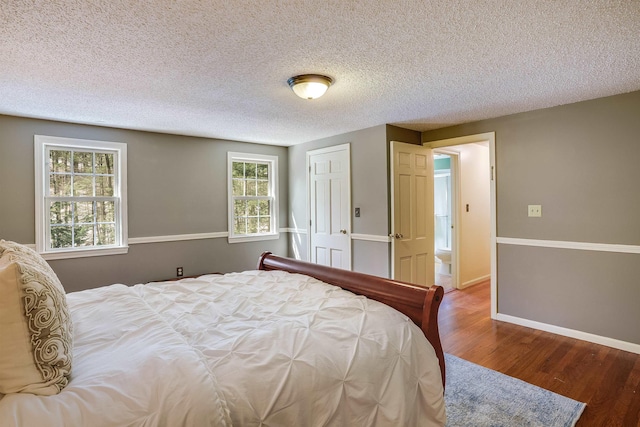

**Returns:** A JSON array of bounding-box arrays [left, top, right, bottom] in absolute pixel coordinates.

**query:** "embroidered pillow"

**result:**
[[0, 240, 73, 395]]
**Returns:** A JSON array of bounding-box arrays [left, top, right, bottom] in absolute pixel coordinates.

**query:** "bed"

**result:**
[[0, 243, 446, 426]]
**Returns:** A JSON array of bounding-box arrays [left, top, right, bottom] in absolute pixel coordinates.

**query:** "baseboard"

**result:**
[[459, 274, 491, 289], [496, 313, 640, 355]]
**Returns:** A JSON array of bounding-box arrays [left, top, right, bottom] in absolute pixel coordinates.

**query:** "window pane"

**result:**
[[256, 163, 268, 179], [96, 201, 115, 223], [246, 180, 257, 196], [95, 176, 114, 196], [50, 174, 71, 196], [234, 217, 246, 235], [232, 179, 245, 196], [95, 153, 114, 174], [247, 217, 258, 234], [257, 180, 269, 196], [50, 150, 71, 173], [96, 224, 116, 246], [232, 162, 244, 178], [258, 199, 270, 215], [247, 200, 258, 216], [50, 201, 72, 224], [51, 226, 72, 248], [73, 175, 93, 196], [245, 162, 256, 178], [74, 152, 93, 174], [234, 200, 247, 217], [259, 217, 271, 233], [74, 225, 94, 247], [74, 201, 94, 223]]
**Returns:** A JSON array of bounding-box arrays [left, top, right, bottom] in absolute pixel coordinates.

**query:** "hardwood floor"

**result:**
[[439, 281, 640, 426]]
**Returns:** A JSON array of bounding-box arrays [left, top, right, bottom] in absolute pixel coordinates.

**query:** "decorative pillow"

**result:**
[[0, 240, 73, 395]]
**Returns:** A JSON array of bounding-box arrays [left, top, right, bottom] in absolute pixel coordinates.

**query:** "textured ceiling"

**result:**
[[1, 1, 639, 146]]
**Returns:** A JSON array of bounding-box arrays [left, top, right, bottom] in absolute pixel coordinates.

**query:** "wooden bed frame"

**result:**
[[257, 252, 446, 387]]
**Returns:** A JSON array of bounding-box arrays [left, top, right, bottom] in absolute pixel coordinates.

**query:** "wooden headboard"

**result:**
[[257, 252, 446, 387]]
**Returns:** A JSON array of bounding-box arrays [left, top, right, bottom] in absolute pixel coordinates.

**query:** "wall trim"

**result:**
[[20, 228, 300, 249], [129, 232, 229, 244], [351, 233, 391, 243], [459, 274, 491, 289], [496, 313, 640, 355], [497, 237, 640, 254], [284, 228, 307, 234]]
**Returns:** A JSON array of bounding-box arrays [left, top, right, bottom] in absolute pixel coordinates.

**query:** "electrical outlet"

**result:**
[[177, 267, 184, 277], [528, 205, 542, 217]]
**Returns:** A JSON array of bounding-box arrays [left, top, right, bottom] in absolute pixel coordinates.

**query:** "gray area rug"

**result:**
[[445, 354, 586, 427]]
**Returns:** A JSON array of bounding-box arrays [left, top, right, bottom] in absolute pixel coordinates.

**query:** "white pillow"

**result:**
[[0, 240, 73, 395]]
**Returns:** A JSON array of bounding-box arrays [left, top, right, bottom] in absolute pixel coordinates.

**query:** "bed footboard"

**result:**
[[257, 252, 446, 387]]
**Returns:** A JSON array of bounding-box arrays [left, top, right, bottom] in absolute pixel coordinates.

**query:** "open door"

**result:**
[[390, 141, 434, 286]]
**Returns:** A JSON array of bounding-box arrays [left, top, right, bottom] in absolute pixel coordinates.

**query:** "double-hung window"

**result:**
[[227, 152, 278, 243], [34, 135, 128, 259]]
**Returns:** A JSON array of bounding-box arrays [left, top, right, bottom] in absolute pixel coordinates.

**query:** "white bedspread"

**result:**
[[0, 270, 445, 426]]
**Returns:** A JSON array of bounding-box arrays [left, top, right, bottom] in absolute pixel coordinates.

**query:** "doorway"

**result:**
[[424, 132, 497, 317], [433, 150, 459, 292]]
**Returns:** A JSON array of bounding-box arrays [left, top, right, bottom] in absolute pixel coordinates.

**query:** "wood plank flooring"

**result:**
[[439, 281, 640, 426]]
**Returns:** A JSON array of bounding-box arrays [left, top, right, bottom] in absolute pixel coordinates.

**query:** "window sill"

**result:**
[[228, 233, 280, 244], [40, 246, 129, 260]]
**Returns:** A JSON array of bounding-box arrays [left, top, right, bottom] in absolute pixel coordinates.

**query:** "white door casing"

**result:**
[[307, 144, 351, 269], [390, 141, 434, 286]]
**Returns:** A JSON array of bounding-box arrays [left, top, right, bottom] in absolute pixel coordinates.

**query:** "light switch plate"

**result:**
[[528, 205, 542, 217]]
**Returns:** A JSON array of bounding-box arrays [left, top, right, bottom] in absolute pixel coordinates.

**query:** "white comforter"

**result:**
[[0, 270, 445, 426]]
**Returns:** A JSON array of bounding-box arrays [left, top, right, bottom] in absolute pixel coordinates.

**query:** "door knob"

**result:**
[[389, 233, 403, 239], [340, 229, 347, 234]]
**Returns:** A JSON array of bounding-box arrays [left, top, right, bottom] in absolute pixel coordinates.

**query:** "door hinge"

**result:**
[[490, 165, 494, 181]]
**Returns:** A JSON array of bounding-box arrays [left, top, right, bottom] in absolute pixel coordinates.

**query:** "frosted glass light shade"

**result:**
[[287, 74, 333, 100]]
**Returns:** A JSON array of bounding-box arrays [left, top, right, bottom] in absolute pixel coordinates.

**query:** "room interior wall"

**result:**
[[287, 125, 391, 277], [0, 115, 289, 292], [452, 143, 491, 287], [422, 90, 640, 347]]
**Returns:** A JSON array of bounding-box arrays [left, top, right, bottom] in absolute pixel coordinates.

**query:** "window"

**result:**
[[35, 135, 128, 259], [227, 152, 278, 243]]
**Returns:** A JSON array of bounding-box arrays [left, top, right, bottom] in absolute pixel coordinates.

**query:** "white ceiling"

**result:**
[[1, 1, 639, 146]]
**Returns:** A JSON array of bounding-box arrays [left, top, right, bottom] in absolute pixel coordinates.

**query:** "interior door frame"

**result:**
[[306, 143, 352, 268], [424, 132, 497, 319]]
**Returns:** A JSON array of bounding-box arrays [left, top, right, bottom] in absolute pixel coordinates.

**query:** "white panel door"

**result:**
[[308, 145, 351, 269], [390, 141, 434, 286]]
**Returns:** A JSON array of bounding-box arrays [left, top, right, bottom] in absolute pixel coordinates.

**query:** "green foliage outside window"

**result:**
[[47, 148, 117, 249], [231, 160, 272, 236]]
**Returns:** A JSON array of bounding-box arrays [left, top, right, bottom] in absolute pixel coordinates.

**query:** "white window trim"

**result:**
[[34, 135, 128, 260], [227, 152, 279, 243]]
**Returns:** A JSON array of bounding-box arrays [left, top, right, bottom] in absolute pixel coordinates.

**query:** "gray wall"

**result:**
[[0, 115, 288, 292], [422, 90, 640, 345], [288, 125, 391, 277]]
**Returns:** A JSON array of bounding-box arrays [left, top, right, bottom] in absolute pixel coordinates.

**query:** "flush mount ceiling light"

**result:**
[[287, 74, 333, 100]]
